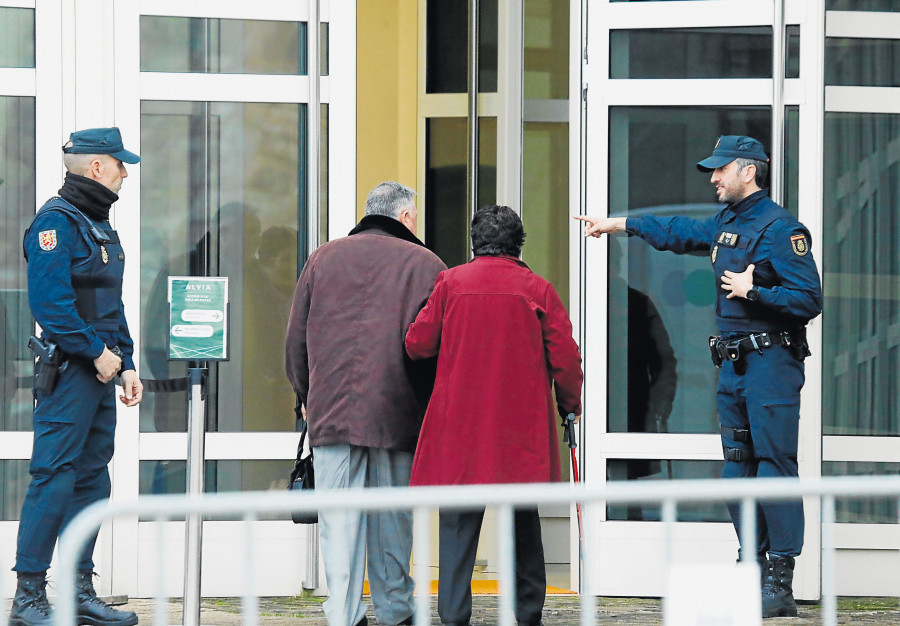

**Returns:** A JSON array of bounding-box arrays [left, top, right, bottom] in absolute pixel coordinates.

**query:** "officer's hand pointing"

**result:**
[[93, 346, 122, 383], [721, 263, 756, 299], [574, 216, 627, 238], [119, 370, 143, 407]]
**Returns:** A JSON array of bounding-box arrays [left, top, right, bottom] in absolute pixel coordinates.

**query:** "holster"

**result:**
[[708, 336, 723, 368], [28, 335, 66, 394]]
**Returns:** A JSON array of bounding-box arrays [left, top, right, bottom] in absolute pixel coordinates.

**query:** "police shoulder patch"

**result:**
[[38, 230, 58, 251], [790, 233, 809, 256]]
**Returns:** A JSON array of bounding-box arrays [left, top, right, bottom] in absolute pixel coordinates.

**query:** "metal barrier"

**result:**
[[54, 475, 900, 626]]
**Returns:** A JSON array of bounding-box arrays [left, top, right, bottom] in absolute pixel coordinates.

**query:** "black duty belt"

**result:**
[[708, 329, 810, 368]]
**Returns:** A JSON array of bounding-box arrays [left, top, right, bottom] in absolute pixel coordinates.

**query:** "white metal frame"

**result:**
[[0, 0, 358, 599], [577, 0, 827, 600]]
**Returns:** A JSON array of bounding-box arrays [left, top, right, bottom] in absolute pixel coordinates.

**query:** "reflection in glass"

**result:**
[[139, 460, 293, 520], [522, 123, 569, 304], [610, 28, 772, 79], [0, 96, 36, 433], [140, 101, 306, 433], [786, 25, 800, 79], [425, 117, 497, 268], [0, 460, 29, 521], [524, 0, 569, 100], [607, 459, 729, 522], [0, 8, 34, 68], [826, 38, 900, 87], [823, 113, 900, 436], [826, 0, 900, 10], [425, 0, 498, 93], [607, 106, 771, 434], [140, 17, 305, 75], [823, 462, 900, 523]]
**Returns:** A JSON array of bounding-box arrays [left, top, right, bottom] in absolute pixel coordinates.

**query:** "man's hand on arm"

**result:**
[[721, 263, 756, 299], [573, 216, 628, 238], [119, 370, 143, 407], [93, 346, 122, 383]]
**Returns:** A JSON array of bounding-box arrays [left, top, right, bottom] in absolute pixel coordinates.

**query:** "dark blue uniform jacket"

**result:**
[[23, 198, 135, 370], [625, 190, 823, 333]]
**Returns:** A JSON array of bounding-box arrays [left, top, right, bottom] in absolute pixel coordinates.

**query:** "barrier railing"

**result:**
[[54, 475, 900, 626]]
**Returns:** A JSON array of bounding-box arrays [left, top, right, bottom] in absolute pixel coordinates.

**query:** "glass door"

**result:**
[[108, 0, 356, 597], [579, 0, 823, 599]]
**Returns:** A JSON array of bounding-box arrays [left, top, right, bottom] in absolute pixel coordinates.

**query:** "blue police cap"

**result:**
[[62, 127, 140, 164], [697, 135, 767, 172]]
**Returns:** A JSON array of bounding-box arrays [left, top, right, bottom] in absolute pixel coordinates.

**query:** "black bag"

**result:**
[[288, 400, 317, 524]]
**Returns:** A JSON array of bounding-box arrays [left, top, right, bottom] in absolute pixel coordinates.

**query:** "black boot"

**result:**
[[75, 570, 138, 626], [8, 572, 53, 626], [761, 555, 798, 618]]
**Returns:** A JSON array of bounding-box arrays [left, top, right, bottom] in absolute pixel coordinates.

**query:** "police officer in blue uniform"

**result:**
[[576, 135, 823, 619], [9, 128, 143, 626]]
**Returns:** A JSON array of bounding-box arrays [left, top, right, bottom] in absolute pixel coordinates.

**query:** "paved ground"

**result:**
[[113, 594, 900, 624]]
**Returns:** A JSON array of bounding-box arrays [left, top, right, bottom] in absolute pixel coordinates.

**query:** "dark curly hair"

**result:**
[[471, 204, 526, 257]]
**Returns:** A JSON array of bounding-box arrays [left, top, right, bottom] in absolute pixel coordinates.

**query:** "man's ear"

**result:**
[[742, 164, 756, 184]]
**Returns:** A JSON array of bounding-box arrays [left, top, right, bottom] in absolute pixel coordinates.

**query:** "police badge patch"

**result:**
[[790, 234, 809, 256], [38, 230, 58, 251]]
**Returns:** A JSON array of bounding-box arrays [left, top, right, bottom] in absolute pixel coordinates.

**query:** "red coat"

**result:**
[[405, 255, 583, 486]]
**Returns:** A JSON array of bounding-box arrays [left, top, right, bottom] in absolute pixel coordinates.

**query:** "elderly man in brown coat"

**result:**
[[285, 181, 446, 626]]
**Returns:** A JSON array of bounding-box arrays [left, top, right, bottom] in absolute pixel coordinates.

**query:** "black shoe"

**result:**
[[75, 570, 138, 626], [8, 572, 53, 626], [398, 615, 414, 625], [354, 617, 368, 626], [761, 555, 798, 618]]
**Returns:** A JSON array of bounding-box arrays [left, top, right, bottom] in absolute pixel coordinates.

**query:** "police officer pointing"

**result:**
[[10, 128, 142, 626], [576, 136, 823, 618]]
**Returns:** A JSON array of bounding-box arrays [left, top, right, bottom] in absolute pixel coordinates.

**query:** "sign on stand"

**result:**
[[167, 276, 229, 626], [167, 276, 229, 361]]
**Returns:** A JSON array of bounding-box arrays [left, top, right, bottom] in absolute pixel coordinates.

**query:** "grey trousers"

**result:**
[[314, 444, 416, 626]]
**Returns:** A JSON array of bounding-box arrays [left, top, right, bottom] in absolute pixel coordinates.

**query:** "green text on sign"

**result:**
[[168, 276, 229, 361]]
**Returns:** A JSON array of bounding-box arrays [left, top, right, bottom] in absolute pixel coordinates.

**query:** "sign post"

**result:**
[[167, 277, 229, 626]]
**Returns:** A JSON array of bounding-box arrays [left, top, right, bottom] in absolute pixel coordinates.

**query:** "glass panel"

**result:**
[[607, 459, 730, 522], [426, 0, 498, 93], [140, 100, 306, 433], [522, 123, 569, 304], [0, 460, 29, 521], [826, 0, 900, 10], [524, 0, 569, 100], [608, 106, 771, 434], [0, 8, 34, 68], [826, 38, 900, 87], [610, 28, 772, 79], [785, 106, 799, 218], [823, 112, 900, 436], [140, 17, 305, 75], [0, 96, 36, 433], [786, 25, 800, 79], [823, 461, 900, 523], [320, 22, 330, 76], [139, 460, 292, 520], [425, 117, 497, 268]]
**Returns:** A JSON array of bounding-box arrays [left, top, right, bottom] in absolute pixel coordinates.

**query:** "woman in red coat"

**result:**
[[405, 205, 583, 626]]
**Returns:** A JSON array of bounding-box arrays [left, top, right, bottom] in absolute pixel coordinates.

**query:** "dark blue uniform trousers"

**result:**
[[438, 507, 545, 625], [16, 360, 116, 573], [718, 344, 805, 558]]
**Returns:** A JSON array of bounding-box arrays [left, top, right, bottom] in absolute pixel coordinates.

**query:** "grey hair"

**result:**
[[734, 157, 768, 188], [63, 152, 99, 176], [364, 181, 416, 218]]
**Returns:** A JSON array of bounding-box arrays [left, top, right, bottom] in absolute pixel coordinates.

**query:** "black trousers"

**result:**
[[438, 506, 545, 625]]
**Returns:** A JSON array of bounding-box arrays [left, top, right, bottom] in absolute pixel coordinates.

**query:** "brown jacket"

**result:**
[[285, 215, 446, 451]]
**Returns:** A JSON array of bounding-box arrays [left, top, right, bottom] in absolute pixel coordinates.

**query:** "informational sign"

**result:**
[[167, 276, 229, 361]]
